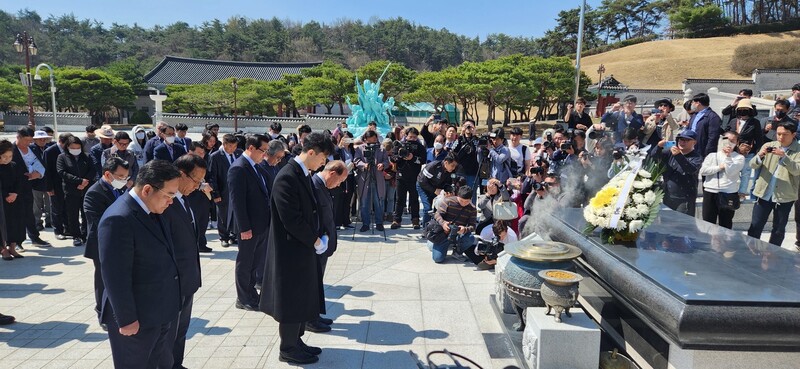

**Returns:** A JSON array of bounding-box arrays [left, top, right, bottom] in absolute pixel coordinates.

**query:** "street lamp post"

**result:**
[[232, 78, 239, 132], [13, 32, 38, 128], [33, 63, 57, 134]]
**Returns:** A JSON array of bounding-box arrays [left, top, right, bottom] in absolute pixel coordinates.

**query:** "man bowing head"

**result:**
[[98, 160, 182, 369], [260, 132, 335, 364]]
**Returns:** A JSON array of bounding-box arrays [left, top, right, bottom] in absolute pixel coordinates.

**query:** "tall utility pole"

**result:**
[[574, 0, 587, 103], [13, 32, 38, 128]]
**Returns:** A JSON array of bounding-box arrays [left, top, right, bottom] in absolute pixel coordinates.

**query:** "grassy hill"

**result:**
[[580, 31, 800, 90]]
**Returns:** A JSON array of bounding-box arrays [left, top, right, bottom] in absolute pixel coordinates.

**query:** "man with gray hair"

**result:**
[[144, 121, 168, 162], [259, 139, 288, 187]]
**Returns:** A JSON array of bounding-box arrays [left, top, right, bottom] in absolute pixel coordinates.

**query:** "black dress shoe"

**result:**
[[305, 320, 331, 333], [199, 246, 213, 253], [235, 300, 258, 311], [255, 283, 262, 291], [100, 323, 108, 332], [55, 234, 67, 240], [344, 224, 355, 229], [220, 239, 229, 247], [230, 238, 238, 245], [298, 340, 322, 355], [0, 313, 15, 325], [279, 348, 318, 364], [30, 238, 51, 247], [73, 239, 83, 247], [318, 317, 333, 325], [359, 225, 370, 232], [375, 224, 385, 231]]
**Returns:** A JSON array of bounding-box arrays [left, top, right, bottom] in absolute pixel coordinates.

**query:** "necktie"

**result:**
[[229, 154, 234, 164], [150, 213, 169, 241], [179, 197, 196, 232], [167, 145, 173, 160]]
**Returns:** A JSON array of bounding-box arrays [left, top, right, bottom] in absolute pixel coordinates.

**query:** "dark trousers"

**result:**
[[235, 231, 268, 305], [748, 198, 793, 246], [167, 294, 194, 369], [64, 192, 86, 239], [107, 319, 173, 369], [702, 190, 735, 229], [22, 194, 39, 240], [663, 195, 696, 217], [49, 191, 66, 235], [216, 199, 234, 241], [393, 180, 420, 223], [278, 322, 306, 353], [92, 258, 104, 320]]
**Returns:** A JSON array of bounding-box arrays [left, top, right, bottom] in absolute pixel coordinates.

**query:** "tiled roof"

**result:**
[[754, 69, 800, 74], [684, 78, 753, 84], [144, 56, 322, 88]]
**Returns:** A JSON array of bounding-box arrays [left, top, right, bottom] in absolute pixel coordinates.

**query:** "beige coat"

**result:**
[[749, 140, 800, 203]]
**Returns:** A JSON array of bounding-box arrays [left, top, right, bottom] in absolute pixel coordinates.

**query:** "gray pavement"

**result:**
[[0, 225, 518, 369]]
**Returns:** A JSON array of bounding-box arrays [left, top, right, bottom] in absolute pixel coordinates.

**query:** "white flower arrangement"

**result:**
[[584, 159, 665, 243]]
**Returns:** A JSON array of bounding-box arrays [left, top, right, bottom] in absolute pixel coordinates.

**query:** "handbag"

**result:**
[[715, 154, 740, 211], [423, 219, 448, 244], [492, 191, 518, 221]]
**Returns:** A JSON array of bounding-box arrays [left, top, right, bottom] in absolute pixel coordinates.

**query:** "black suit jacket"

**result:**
[[208, 149, 242, 200], [143, 137, 162, 163], [56, 153, 96, 194], [98, 194, 181, 328], [44, 144, 63, 194], [83, 180, 119, 260], [12, 145, 34, 199], [176, 137, 192, 153], [693, 108, 723, 157], [162, 195, 202, 297], [153, 142, 187, 163], [227, 156, 270, 236], [312, 174, 337, 257], [259, 159, 324, 322]]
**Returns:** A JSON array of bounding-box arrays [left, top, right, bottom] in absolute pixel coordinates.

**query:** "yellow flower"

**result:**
[[590, 187, 620, 209]]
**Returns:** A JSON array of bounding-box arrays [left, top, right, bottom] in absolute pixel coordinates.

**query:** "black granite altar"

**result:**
[[543, 208, 800, 351]]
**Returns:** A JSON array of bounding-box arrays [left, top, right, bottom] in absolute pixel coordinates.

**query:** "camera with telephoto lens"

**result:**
[[476, 236, 504, 260], [363, 142, 379, 163], [588, 129, 614, 140], [391, 140, 421, 162], [533, 181, 546, 191], [475, 133, 490, 147], [543, 132, 554, 149], [530, 166, 544, 175]]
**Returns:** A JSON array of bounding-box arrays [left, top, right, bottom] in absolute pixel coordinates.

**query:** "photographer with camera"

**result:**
[[478, 128, 513, 184], [444, 120, 479, 189], [390, 127, 427, 230], [418, 153, 459, 226], [657, 129, 703, 216], [354, 130, 391, 232], [463, 220, 518, 270], [508, 127, 531, 178], [601, 95, 643, 143], [421, 115, 448, 149], [564, 97, 593, 131], [518, 174, 564, 235], [607, 128, 643, 178], [476, 178, 510, 233], [427, 186, 477, 264]]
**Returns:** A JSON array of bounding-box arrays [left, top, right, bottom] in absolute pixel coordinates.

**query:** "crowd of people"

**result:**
[[0, 81, 798, 366]]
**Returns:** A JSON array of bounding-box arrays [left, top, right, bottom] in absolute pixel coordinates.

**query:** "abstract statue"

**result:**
[[346, 64, 395, 139]]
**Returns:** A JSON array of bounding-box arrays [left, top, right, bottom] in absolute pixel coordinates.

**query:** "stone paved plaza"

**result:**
[[0, 225, 520, 369]]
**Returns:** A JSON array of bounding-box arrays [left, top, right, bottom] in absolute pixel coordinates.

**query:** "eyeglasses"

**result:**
[[112, 174, 130, 181], [155, 188, 177, 199]]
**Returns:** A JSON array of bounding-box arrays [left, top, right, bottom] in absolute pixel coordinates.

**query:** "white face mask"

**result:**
[[270, 133, 279, 139], [110, 178, 127, 190], [434, 142, 444, 150], [135, 132, 145, 140], [341, 127, 349, 132], [68, 148, 82, 156], [165, 136, 176, 144]]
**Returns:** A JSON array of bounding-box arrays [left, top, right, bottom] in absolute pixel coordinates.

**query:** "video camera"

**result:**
[[442, 174, 466, 195], [588, 128, 614, 140], [390, 140, 421, 162], [543, 132, 554, 149], [475, 236, 504, 260], [612, 146, 626, 160], [363, 142, 380, 163]]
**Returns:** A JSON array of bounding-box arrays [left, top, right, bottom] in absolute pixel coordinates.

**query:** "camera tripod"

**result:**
[[352, 156, 388, 241]]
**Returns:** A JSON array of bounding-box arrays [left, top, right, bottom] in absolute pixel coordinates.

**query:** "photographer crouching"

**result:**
[[464, 220, 518, 270], [390, 127, 427, 229], [426, 186, 477, 263], [417, 153, 459, 225]]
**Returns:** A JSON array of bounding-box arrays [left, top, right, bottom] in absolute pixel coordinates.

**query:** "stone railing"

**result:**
[[1, 112, 92, 132]]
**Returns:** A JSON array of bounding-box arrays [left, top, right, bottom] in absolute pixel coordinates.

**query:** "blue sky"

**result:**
[[5, 0, 601, 39]]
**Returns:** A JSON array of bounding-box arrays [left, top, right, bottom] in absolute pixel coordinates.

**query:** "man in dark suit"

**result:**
[[83, 157, 130, 326], [688, 92, 722, 157], [144, 121, 167, 163], [98, 160, 182, 369], [260, 132, 335, 364], [208, 134, 242, 246], [154, 125, 188, 163], [175, 123, 192, 153], [45, 133, 72, 239], [310, 160, 347, 330], [13, 127, 50, 247], [258, 139, 287, 189], [161, 154, 206, 369], [90, 125, 115, 181], [228, 135, 272, 311]]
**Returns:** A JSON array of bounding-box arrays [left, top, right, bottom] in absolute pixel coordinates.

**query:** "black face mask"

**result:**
[[776, 111, 787, 119]]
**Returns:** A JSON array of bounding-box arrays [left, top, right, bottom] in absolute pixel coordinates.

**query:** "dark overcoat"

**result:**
[[259, 159, 325, 322]]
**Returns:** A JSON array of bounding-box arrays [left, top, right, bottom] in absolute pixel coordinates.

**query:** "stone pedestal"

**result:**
[[523, 307, 600, 369], [668, 346, 800, 369], [495, 253, 515, 314]]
